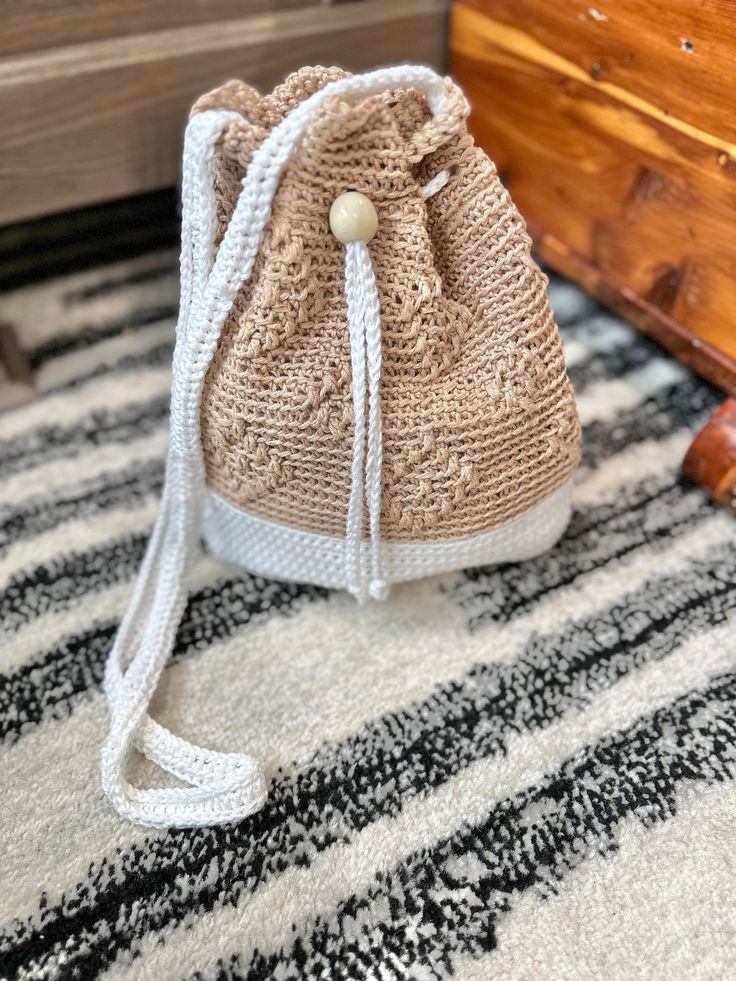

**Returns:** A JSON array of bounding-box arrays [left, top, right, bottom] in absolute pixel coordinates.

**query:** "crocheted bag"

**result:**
[[102, 65, 581, 828]]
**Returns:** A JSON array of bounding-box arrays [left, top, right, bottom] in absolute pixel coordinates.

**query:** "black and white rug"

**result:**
[[1, 250, 735, 980]]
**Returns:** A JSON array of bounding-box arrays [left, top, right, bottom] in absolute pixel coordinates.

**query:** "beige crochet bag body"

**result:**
[[102, 66, 581, 829]]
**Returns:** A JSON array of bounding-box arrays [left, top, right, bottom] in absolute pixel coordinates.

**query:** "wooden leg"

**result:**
[[0, 321, 35, 412], [683, 399, 736, 514]]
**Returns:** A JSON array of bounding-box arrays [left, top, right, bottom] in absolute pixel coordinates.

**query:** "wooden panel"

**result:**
[[0, 0, 312, 56], [0, 0, 448, 223], [450, 0, 736, 392]]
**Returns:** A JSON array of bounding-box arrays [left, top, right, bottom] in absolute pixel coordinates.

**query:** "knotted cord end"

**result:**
[[369, 578, 390, 602]]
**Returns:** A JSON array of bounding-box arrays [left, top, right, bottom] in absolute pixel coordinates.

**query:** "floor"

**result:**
[[0, 249, 735, 980]]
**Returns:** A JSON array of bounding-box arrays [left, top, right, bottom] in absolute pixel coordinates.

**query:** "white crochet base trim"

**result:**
[[202, 479, 574, 595]]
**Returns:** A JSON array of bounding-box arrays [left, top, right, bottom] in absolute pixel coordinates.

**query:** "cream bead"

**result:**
[[329, 191, 378, 245]]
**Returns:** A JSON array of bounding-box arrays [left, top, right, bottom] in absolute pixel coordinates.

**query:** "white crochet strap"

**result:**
[[102, 111, 267, 827], [102, 66, 457, 828]]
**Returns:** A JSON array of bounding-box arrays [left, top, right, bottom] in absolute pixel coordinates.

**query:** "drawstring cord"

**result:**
[[343, 242, 369, 601], [343, 240, 386, 603], [102, 66, 460, 828], [341, 165, 450, 603]]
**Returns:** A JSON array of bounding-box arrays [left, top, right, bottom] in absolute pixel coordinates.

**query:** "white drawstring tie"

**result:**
[[102, 66, 456, 828], [336, 180, 450, 604], [342, 233, 386, 604]]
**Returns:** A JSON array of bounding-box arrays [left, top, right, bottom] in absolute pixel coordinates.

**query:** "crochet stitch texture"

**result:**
[[197, 67, 581, 543]]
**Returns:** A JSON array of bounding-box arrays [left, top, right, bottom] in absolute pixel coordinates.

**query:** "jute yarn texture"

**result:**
[[197, 67, 581, 542]]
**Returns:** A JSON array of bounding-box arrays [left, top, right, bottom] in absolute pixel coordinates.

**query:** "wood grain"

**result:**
[[0, 0, 312, 56], [450, 0, 736, 394], [459, 0, 736, 147], [0, 0, 448, 224]]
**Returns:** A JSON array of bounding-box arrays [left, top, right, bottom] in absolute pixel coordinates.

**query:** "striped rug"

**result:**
[[1, 250, 735, 980]]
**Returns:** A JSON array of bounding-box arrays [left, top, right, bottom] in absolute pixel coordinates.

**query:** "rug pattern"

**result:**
[[0, 253, 734, 980]]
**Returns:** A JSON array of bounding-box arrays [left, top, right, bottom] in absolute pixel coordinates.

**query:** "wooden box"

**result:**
[[450, 0, 736, 393], [450, 0, 736, 505]]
